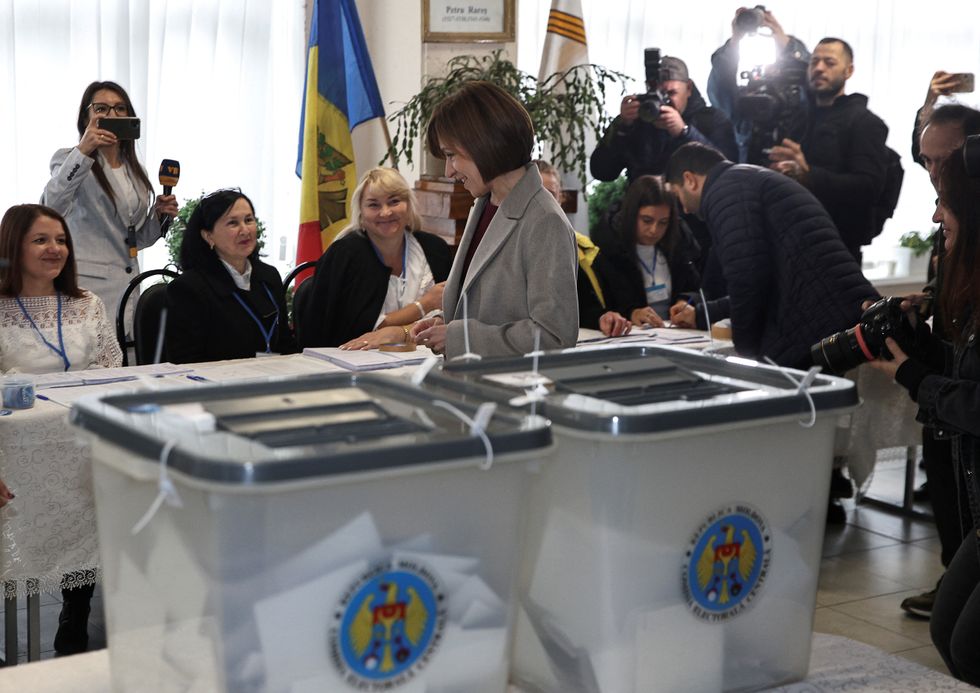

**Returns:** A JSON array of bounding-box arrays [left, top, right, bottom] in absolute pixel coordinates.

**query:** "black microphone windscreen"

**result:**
[[159, 159, 180, 191]]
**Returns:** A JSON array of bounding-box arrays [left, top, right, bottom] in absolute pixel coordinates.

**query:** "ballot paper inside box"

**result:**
[[426, 345, 859, 693], [70, 373, 551, 693]]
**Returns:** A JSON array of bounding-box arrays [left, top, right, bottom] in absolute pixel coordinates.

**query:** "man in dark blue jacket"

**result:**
[[665, 142, 878, 370]]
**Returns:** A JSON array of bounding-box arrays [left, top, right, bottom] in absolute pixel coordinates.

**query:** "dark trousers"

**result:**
[[923, 430, 971, 567], [931, 531, 980, 685]]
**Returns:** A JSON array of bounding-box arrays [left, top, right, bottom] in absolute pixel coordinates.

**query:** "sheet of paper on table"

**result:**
[[33, 362, 194, 389], [302, 346, 431, 371]]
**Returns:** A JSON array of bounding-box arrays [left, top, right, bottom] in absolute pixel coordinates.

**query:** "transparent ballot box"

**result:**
[[70, 373, 553, 693], [426, 346, 858, 692]]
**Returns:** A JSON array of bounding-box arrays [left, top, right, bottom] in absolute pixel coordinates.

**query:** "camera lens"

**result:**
[[810, 327, 871, 375]]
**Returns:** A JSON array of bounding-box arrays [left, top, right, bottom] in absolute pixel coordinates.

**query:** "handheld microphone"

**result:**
[[158, 159, 180, 234], [159, 159, 180, 196]]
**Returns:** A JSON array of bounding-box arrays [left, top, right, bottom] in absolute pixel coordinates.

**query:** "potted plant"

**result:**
[[899, 230, 934, 278], [386, 50, 629, 188]]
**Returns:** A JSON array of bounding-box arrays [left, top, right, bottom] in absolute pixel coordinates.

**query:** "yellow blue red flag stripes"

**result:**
[[296, 0, 384, 274]]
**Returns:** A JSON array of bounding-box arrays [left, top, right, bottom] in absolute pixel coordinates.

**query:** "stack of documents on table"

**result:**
[[33, 362, 193, 389], [302, 347, 430, 371], [575, 326, 713, 348], [186, 353, 346, 383]]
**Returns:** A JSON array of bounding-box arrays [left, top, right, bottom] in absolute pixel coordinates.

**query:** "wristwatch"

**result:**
[[681, 124, 691, 137]]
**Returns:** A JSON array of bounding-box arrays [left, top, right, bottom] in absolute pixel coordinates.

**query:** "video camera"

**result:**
[[736, 59, 808, 162], [635, 48, 673, 124]]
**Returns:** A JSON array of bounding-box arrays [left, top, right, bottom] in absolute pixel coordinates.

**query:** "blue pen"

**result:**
[[186, 375, 210, 382]]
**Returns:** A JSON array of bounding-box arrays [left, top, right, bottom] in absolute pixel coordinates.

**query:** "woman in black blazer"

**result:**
[[166, 189, 296, 364], [592, 175, 702, 327], [299, 167, 451, 349]]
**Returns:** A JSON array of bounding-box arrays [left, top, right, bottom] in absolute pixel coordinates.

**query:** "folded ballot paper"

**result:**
[[251, 512, 511, 693]]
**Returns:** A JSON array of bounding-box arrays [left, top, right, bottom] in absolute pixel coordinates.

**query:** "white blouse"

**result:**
[[0, 291, 123, 374], [374, 232, 436, 328]]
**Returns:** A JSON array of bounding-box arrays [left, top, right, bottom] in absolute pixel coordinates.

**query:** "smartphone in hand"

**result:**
[[950, 73, 975, 93], [97, 117, 141, 140]]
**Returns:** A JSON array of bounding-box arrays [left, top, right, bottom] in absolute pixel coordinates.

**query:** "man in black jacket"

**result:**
[[590, 55, 738, 183], [767, 37, 890, 263], [665, 142, 877, 369]]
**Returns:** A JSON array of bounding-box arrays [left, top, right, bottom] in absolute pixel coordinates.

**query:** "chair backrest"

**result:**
[[283, 260, 317, 344], [292, 277, 316, 346], [133, 283, 171, 365], [116, 268, 180, 366]]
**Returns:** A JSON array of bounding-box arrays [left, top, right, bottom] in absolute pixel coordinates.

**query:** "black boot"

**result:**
[[54, 582, 94, 656]]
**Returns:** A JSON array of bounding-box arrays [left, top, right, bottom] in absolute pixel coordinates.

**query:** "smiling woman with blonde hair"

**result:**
[[300, 167, 451, 349]]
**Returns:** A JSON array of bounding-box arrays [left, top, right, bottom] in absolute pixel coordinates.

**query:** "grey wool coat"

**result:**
[[443, 164, 579, 358]]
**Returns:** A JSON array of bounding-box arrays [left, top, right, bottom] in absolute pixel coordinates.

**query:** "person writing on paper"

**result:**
[[591, 174, 701, 329], [411, 81, 579, 357], [41, 81, 178, 327], [867, 148, 980, 687], [299, 167, 451, 350], [0, 204, 122, 373], [166, 189, 296, 364], [533, 160, 630, 338]]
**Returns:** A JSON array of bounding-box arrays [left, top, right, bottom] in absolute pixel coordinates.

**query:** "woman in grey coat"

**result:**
[[412, 81, 578, 358], [41, 80, 177, 330]]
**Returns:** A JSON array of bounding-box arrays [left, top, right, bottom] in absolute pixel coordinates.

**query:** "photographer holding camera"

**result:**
[[590, 52, 737, 184], [767, 37, 892, 264], [706, 6, 810, 165], [866, 144, 980, 687]]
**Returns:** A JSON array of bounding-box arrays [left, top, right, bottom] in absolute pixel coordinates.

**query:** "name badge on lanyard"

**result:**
[[646, 282, 670, 304]]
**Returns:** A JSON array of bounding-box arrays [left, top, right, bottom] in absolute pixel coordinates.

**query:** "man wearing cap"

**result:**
[[590, 55, 737, 184]]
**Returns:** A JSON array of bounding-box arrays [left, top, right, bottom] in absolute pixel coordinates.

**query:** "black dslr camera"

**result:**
[[635, 48, 673, 124], [735, 5, 768, 33], [811, 297, 918, 375]]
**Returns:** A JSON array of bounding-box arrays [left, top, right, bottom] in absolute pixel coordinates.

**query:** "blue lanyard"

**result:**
[[637, 246, 660, 279], [368, 231, 408, 298], [15, 293, 71, 371], [232, 284, 279, 353]]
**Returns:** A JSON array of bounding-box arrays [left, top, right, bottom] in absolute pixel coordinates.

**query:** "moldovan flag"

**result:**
[[538, 0, 589, 82], [296, 0, 384, 274]]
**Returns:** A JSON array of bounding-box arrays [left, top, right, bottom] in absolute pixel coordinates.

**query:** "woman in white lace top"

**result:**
[[0, 204, 122, 374]]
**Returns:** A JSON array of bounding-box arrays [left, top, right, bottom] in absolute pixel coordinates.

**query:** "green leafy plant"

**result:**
[[586, 176, 629, 235], [386, 50, 630, 187], [899, 230, 935, 257], [166, 194, 267, 269]]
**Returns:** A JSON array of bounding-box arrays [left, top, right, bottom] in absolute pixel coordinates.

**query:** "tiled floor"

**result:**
[[817, 447, 952, 676], [0, 449, 955, 678]]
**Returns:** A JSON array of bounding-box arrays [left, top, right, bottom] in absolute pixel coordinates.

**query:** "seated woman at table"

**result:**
[[591, 175, 702, 328], [0, 203, 122, 373], [299, 167, 451, 349], [166, 189, 296, 364], [411, 81, 579, 357], [0, 203, 121, 656], [869, 149, 980, 687]]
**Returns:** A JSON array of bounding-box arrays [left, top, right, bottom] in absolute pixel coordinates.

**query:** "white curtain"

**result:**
[[517, 0, 980, 252], [0, 0, 306, 276]]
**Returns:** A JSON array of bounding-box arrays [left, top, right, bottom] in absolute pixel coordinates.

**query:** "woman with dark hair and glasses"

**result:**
[[165, 189, 295, 364], [591, 175, 701, 328], [41, 80, 178, 326], [869, 149, 980, 686], [410, 81, 578, 357]]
